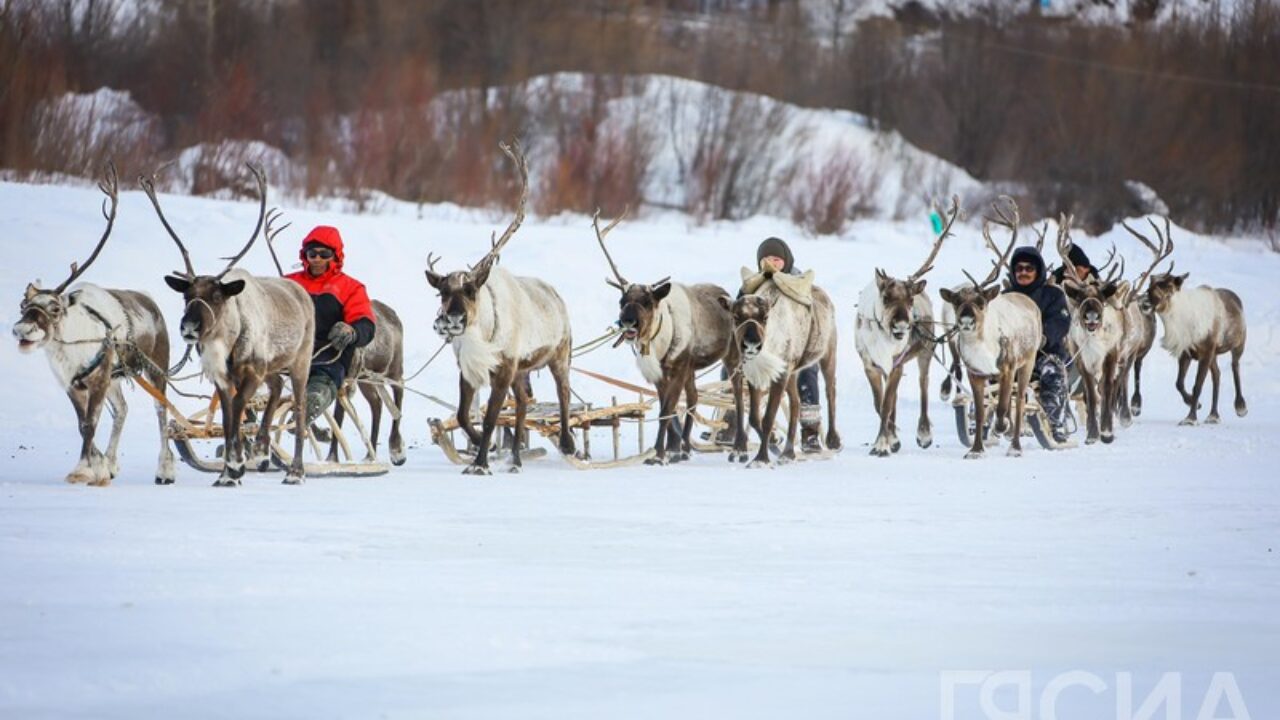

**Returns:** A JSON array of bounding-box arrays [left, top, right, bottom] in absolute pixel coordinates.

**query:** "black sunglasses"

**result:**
[[1014, 263, 1037, 272], [305, 247, 335, 259]]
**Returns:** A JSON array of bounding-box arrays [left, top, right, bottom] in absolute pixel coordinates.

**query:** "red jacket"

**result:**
[[286, 226, 376, 384]]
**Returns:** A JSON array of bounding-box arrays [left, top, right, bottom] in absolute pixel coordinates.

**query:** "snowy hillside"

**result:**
[[1, 181, 1278, 718]]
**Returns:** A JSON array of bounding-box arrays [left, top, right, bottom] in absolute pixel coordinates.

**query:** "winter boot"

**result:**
[[800, 404, 823, 453], [302, 375, 338, 432]]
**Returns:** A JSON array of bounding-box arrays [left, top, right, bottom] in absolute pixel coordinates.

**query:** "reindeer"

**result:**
[[426, 141, 575, 475], [13, 165, 176, 486], [590, 208, 737, 464], [855, 196, 958, 457], [938, 200, 1041, 458], [1055, 216, 1128, 444], [1124, 218, 1247, 426], [144, 164, 315, 486], [262, 210, 406, 467], [724, 263, 840, 468]]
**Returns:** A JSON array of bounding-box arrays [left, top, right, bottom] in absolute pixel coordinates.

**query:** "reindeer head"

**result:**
[[617, 281, 672, 343], [424, 140, 528, 343], [1062, 279, 1123, 333], [875, 270, 927, 340], [142, 163, 267, 346], [1144, 271, 1189, 315], [14, 164, 119, 353], [427, 260, 495, 340], [722, 294, 773, 360], [940, 284, 1001, 335]]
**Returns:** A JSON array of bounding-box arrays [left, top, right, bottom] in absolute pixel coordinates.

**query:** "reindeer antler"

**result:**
[[215, 163, 268, 280], [1054, 212, 1077, 284], [263, 207, 290, 277], [1032, 221, 1049, 253], [974, 195, 1020, 287], [470, 139, 528, 276], [140, 165, 196, 279], [910, 195, 959, 282], [54, 162, 119, 294], [426, 252, 444, 276], [592, 206, 631, 290], [1122, 216, 1175, 298]]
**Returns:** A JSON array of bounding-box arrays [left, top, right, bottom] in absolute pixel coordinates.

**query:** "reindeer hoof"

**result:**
[[1119, 416, 1133, 429], [1006, 447, 1022, 458], [213, 477, 241, 487], [1085, 436, 1099, 445], [65, 469, 93, 485], [1131, 399, 1143, 416], [507, 465, 522, 474], [917, 434, 933, 449], [462, 465, 492, 476], [870, 446, 890, 458], [964, 450, 984, 459], [826, 434, 842, 452], [745, 459, 773, 470], [282, 475, 304, 485], [154, 477, 175, 486], [644, 455, 669, 466], [1101, 432, 1115, 444], [1179, 417, 1197, 427], [1205, 414, 1221, 425], [391, 449, 407, 466], [889, 439, 902, 453]]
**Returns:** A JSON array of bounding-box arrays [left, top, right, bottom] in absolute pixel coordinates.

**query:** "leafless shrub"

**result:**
[[788, 147, 882, 236]]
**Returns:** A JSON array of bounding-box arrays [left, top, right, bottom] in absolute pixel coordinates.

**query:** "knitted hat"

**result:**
[[1066, 243, 1091, 268], [755, 237, 794, 273]]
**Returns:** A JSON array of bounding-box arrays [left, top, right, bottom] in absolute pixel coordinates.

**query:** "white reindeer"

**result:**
[[426, 140, 576, 474], [144, 164, 316, 486], [855, 196, 957, 457], [938, 200, 1041, 458], [13, 165, 177, 486], [725, 265, 840, 468], [591, 208, 738, 465], [1124, 218, 1248, 426]]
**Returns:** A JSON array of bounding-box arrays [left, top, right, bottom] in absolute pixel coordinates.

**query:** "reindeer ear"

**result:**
[[982, 285, 1001, 302], [652, 282, 672, 302], [1101, 283, 1120, 301], [220, 279, 246, 297], [469, 262, 492, 289], [1174, 272, 1188, 288], [939, 288, 956, 305], [425, 270, 445, 289], [1062, 281, 1082, 301], [717, 295, 731, 311], [164, 275, 191, 293], [24, 283, 39, 301], [911, 279, 927, 294], [875, 269, 889, 290]]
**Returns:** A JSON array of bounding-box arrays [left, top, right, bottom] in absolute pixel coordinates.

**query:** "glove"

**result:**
[[327, 321, 357, 351]]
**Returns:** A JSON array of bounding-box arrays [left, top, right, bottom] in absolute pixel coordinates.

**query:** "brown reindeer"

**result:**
[[426, 140, 576, 474], [1125, 219, 1248, 425], [144, 164, 316, 486], [938, 201, 1041, 458], [855, 196, 958, 457], [13, 165, 177, 486], [724, 266, 840, 468], [591, 208, 738, 465]]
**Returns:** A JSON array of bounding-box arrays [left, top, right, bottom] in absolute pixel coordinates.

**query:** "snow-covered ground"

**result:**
[[1, 180, 1277, 719]]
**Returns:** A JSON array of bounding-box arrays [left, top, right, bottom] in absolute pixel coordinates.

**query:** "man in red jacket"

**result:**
[[286, 226, 376, 427]]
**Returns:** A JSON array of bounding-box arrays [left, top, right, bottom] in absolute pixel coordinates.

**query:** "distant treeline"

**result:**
[[1, 0, 1277, 233]]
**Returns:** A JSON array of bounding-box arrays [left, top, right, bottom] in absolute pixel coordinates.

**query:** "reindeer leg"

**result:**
[[360, 381, 383, 463], [1131, 354, 1145, 416], [1231, 346, 1247, 417], [916, 351, 933, 449], [1115, 357, 1134, 428], [1100, 354, 1118, 443], [1175, 352, 1194, 407], [729, 367, 749, 463], [1082, 368, 1100, 444], [680, 366, 698, 460], [103, 382, 127, 481], [1205, 351, 1222, 424], [779, 375, 801, 463], [1007, 360, 1031, 457], [508, 371, 529, 473], [467, 367, 515, 475], [284, 367, 308, 485], [648, 377, 681, 466], [821, 348, 840, 452], [224, 374, 263, 484], [965, 374, 987, 459], [866, 366, 890, 457], [747, 381, 785, 469], [256, 376, 284, 470], [65, 379, 107, 485], [1181, 350, 1212, 426], [550, 348, 577, 458], [213, 386, 239, 487], [388, 378, 406, 465], [995, 365, 1015, 438], [456, 376, 482, 447]]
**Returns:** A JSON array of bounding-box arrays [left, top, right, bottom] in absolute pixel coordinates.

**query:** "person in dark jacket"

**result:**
[[285, 226, 376, 426], [1004, 245, 1071, 443], [717, 237, 825, 452], [1050, 243, 1099, 285]]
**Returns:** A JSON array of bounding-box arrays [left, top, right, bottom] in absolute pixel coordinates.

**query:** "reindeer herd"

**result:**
[[11, 148, 1252, 486]]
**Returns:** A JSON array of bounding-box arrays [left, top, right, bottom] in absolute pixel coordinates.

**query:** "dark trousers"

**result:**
[[1036, 352, 1068, 428]]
